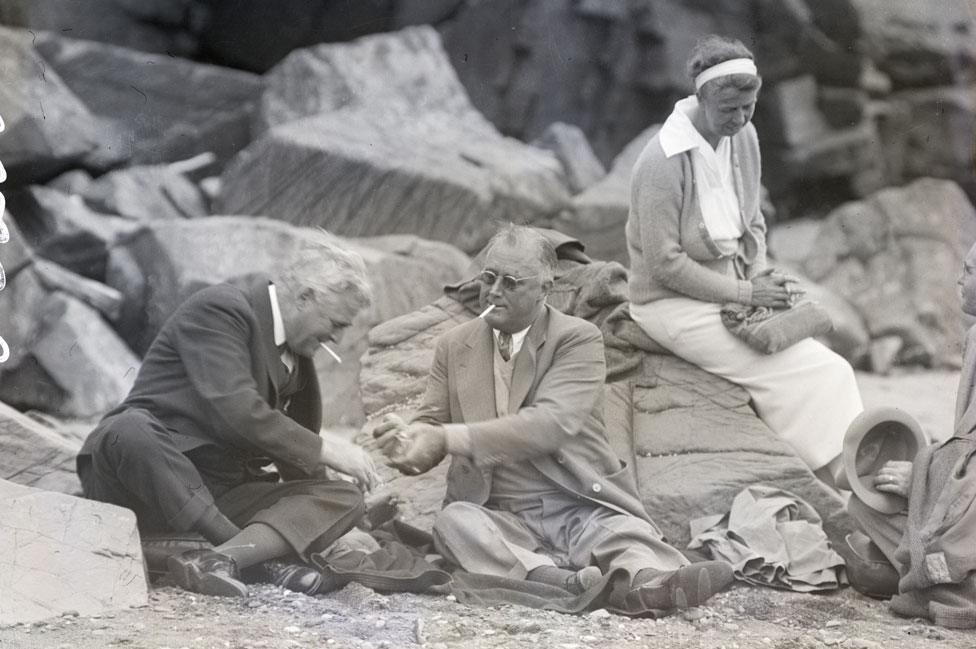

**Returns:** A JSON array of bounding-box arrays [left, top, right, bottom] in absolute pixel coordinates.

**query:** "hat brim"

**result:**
[[841, 406, 927, 514]]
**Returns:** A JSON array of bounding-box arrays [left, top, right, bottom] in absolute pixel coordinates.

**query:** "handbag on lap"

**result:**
[[720, 301, 833, 354]]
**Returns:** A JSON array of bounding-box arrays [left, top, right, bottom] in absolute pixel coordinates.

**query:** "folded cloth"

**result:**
[[688, 485, 845, 592]]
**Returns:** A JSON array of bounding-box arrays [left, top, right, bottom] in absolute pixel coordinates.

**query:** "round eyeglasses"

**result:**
[[478, 269, 535, 292]]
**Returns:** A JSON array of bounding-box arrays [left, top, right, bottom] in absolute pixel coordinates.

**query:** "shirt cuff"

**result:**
[[443, 424, 473, 457], [737, 279, 753, 306]]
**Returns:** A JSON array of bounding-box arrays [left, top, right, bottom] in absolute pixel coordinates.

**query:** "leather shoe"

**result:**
[[166, 549, 248, 597], [627, 561, 734, 610], [261, 560, 323, 595], [844, 532, 899, 599]]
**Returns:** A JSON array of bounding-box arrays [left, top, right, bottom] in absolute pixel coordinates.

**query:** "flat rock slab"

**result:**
[[0, 479, 147, 626], [0, 402, 80, 495], [35, 31, 264, 165]]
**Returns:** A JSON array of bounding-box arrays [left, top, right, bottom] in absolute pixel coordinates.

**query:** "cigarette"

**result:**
[[478, 304, 496, 318], [319, 342, 342, 363]]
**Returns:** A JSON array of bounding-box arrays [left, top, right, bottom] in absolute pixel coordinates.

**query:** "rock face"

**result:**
[[0, 479, 147, 625], [81, 164, 209, 222], [0, 27, 103, 184], [0, 401, 81, 494], [552, 125, 660, 266], [34, 31, 264, 166], [360, 252, 851, 549], [802, 178, 976, 371], [218, 27, 571, 255], [0, 0, 201, 57], [853, 0, 976, 88], [106, 217, 470, 426]]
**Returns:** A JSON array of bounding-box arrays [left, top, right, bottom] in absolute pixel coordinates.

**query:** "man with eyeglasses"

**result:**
[[376, 224, 734, 613], [77, 232, 379, 598]]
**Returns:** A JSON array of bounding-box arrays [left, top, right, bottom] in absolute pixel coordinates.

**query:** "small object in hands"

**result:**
[[478, 304, 496, 318], [319, 342, 342, 363]]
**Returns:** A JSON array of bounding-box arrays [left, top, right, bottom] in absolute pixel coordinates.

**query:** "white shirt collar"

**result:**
[[658, 95, 727, 158], [268, 283, 287, 347], [494, 325, 531, 357]]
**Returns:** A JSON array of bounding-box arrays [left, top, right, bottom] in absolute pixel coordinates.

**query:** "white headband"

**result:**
[[694, 58, 757, 90]]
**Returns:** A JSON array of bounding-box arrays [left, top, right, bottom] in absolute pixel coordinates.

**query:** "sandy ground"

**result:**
[[1, 370, 971, 649]]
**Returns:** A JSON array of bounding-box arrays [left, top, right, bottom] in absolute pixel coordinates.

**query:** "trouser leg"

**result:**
[[78, 409, 227, 534], [848, 495, 907, 569], [559, 506, 688, 584], [432, 501, 556, 578], [214, 479, 365, 561]]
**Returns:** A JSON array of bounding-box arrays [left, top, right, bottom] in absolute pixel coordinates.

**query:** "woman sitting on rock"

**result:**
[[625, 34, 863, 487]]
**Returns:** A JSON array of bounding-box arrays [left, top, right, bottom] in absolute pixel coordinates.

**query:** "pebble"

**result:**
[[587, 608, 611, 619], [414, 618, 425, 644], [284, 626, 301, 633], [825, 619, 844, 628]]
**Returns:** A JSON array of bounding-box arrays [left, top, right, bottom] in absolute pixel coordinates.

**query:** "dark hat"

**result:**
[[838, 407, 927, 514]]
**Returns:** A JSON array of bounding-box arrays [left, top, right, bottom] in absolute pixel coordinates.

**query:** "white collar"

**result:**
[[658, 95, 726, 158], [268, 283, 287, 347], [495, 325, 531, 356]]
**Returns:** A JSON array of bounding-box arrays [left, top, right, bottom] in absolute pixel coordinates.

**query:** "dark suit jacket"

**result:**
[[413, 304, 657, 528], [79, 274, 324, 477]]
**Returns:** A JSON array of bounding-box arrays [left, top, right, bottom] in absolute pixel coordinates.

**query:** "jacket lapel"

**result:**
[[456, 320, 497, 423], [508, 307, 549, 413]]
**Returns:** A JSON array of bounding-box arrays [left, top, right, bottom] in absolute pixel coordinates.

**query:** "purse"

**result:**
[[720, 301, 833, 354]]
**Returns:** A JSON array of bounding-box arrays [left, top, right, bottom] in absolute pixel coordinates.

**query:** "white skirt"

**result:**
[[630, 298, 863, 469]]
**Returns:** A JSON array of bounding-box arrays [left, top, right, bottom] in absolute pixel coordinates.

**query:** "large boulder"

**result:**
[[852, 0, 976, 88], [80, 163, 209, 222], [360, 253, 851, 548], [802, 178, 976, 370], [532, 122, 607, 195], [551, 124, 660, 266], [34, 31, 264, 166], [219, 27, 571, 255], [253, 25, 476, 134], [0, 289, 139, 418], [0, 402, 80, 494], [0, 27, 103, 184], [8, 186, 140, 280], [0, 0, 199, 56], [0, 479, 147, 625], [106, 217, 470, 426]]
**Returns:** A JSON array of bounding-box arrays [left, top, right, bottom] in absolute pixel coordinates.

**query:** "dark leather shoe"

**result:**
[[628, 561, 734, 610], [261, 560, 323, 595], [167, 549, 248, 597], [845, 532, 899, 599]]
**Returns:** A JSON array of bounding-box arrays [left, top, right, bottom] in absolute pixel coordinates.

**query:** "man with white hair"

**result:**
[[77, 233, 378, 597]]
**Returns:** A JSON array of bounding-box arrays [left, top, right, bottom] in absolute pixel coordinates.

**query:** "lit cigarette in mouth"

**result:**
[[319, 343, 342, 363], [478, 304, 496, 318]]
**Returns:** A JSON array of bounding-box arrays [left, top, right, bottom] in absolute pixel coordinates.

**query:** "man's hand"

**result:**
[[318, 433, 379, 492], [387, 423, 447, 476], [872, 460, 913, 498], [372, 413, 409, 458]]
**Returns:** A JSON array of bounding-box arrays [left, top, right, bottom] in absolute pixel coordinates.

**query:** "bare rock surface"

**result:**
[[0, 27, 102, 184], [852, 0, 976, 88], [81, 163, 209, 222], [552, 124, 660, 266], [0, 479, 146, 626], [107, 217, 469, 426], [0, 0, 199, 57], [254, 25, 476, 134], [220, 27, 570, 255], [802, 178, 976, 370], [0, 402, 80, 494], [34, 31, 264, 166], [532, 121, 607, 195]]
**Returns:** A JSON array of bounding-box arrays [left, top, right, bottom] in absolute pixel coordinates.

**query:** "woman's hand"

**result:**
[[750, 268, 794, 308], [873, 460, 913, 498]]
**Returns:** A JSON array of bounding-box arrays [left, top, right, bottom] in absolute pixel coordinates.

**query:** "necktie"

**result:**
[[497, 331, 513, 362]]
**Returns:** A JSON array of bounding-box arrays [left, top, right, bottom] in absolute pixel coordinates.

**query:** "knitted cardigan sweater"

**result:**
[[625, 120, 767, 306]]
